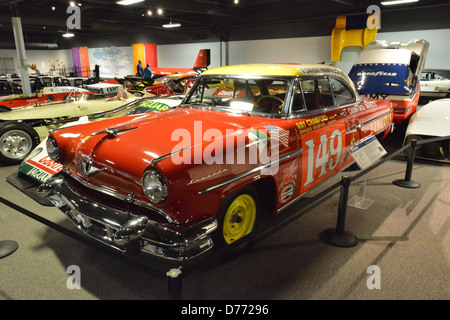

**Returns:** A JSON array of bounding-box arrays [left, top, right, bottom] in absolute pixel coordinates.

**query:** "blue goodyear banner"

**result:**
[[348, 63, 413, 95]]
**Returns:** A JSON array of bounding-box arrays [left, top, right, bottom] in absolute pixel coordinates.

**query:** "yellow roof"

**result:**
[[202, 63, 346, 78]]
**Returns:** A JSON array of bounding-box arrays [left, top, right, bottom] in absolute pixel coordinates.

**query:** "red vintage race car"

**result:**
[[39, 64, 393, 262], [125, 72, 198, 96], [0, 86, 90, 111]]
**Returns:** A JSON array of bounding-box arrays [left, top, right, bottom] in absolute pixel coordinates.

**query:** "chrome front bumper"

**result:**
[[38, 173, 218, 261]]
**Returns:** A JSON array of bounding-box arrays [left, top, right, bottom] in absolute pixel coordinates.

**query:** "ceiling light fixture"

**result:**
[[147, 10, 152, 16], [381, 0, 419, 5], [157, 8, 163, 15], [162, 21, 181, 28], [63, 30, 75, 37], [116, 0, 145, 5]]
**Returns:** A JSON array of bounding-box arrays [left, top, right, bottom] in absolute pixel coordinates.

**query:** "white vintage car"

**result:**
[[403, 98, 450, 162], [420, 69, 450, 102]]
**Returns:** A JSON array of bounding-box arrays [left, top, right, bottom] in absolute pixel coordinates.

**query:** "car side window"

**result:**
[[329, 78, 355, 106], [291, 81, 306, 112], [300, 78, 334, 111]]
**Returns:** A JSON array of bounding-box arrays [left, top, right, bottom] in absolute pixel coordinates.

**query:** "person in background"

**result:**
[[94, 64, 100, 82], [136, 60, 144, 78], [143, 63, 154, 85]]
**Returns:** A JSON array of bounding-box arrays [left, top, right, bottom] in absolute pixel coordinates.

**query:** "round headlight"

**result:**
[[142, 170, 168, 203], [46, 136, 60, 162]]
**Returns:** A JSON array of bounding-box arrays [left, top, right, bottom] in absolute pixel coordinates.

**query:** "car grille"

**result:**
[[64, 173, 168, 223]]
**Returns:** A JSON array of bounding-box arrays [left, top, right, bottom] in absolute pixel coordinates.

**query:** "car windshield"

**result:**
[[421, 70, 450, 80], [157, 75, 181, 83], [63, 92, 107, 102], [184, 77, 289, 115], [63, 92, 89, 101]]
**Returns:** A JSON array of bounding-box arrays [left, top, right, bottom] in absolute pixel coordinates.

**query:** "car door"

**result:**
[[291, 76, 356, 195]]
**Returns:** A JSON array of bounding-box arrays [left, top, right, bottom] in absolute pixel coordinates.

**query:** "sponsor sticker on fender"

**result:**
[[139, 101, 171, 111], [279, 183, 295, 203], [278, 161, 297, 204], [368, 112, 394, 134], [21, 155, 63, 183]]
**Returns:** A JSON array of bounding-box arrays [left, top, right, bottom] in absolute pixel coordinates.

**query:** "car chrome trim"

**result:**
[[91, 126, 139, 137], [79, 158, 107, 177], [285, 99, 364, 119], [347, 109, 393, 132], [40, 173, 218, 261], [66, 170, 175, 224], [150, 147, 188, 167], [198, 149, 303, 194]]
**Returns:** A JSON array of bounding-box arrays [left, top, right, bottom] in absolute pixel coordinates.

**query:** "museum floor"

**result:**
[[0, 125, 448, 300]]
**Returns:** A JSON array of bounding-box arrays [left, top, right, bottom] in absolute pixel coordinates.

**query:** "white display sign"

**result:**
[[349, 135, 387, 170]]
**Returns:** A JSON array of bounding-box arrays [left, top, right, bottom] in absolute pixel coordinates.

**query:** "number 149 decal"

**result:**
[[303, 129, 343, 186]]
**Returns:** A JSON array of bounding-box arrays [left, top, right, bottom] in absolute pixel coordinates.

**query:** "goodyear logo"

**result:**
[[357, 71, 398, 77]]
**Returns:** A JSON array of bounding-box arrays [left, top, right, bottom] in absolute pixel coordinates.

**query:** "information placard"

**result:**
[[349, 135, 387, 170]]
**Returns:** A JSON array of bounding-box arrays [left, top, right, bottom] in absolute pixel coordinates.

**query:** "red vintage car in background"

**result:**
[[39, 64, 393, 262], [125, 72, 198, 96], [0, 86, 90, 111]]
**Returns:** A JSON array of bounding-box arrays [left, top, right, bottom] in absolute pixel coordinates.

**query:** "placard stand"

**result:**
[[393, 139, 421, 188], [348, 180, 373, 210], [167, 268, 183, 300], [0, 240, 18, 259], [320, 176, 358, 247]]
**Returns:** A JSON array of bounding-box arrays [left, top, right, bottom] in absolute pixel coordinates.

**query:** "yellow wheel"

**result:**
[[214, 187, 262, 260], [222, 194, 257, 244]]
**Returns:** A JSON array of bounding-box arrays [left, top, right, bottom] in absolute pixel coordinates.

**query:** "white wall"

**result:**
[[27, 49, 72, 74], [0, 49, 18, 73], [1, 28, 449, 77], [225, 36, 331, 65], [224, 28, 450, 72], [377, 29, 450, 70], [151, 28, 450, 73], [158, 42, 222, 69], [0, 48, 72, 75]]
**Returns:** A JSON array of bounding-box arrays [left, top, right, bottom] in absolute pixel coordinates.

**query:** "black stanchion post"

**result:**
[[167, 268, 182, 300], [0, 240, 18, 259], [320, 176, 358, 247], [393, 139, 420, 189]]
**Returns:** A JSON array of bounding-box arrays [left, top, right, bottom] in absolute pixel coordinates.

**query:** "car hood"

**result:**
[[57, 108, 278, 197], [0, 92, 137, 121], [0, 102, 73, 120], [406, 99, 450, 137]]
